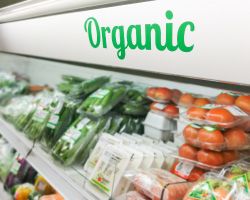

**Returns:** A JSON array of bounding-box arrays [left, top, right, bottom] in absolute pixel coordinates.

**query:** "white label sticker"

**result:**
[[77, 118, 90, 130], [33, 109, 49, 122], [226, 106, 248, 116], [47, 114, 60, 129], [63, 128, 81, 142], [153, 103, 166, 110], [10, 159, 21, 175], [54, 100, 64, 114], [174, 162, 194, 179], [91, 89, 110, 99], [202, 104, 221, 110]]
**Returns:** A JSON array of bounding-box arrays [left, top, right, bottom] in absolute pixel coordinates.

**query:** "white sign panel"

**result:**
[[0, 0, 250, 85]]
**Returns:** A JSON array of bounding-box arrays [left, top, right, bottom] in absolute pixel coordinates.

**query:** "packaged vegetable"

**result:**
[[146, 87, 173, 103], [78, 82, 127, 117], [115, 191, 149, 200], [42, 99, 80, 149], [62, 74, 86, 83], [39, 193, 64, 200], [178, 93, 211, 107], [183, 172, 237, 200], [183, 104, 249, 128], [176, 143, 241, 170], [14, 183, 35, 200], [183, 124, 250, 151], [150, 102, 179, 118], [52, 115, 100, 166], [68, 76, 110, 99], [34, 175, 55, 195], [224, 162, 250, 198], [124, 168, 192, 200]]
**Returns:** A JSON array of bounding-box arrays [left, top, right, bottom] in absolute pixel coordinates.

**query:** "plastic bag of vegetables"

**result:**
[[14, 183, 35, 200], [78, 82, 127, 117], [183, 172, 237, 200], [67, 76, 110, 99], [42, 99, 80, 149], [52, 115, 101, 166]]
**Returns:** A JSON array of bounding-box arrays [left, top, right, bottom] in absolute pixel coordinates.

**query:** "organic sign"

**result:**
[[84, 10, 195, 60]]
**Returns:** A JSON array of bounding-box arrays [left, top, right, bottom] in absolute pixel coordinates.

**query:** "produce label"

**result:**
[[91, 89, 110, 99], [47, 114, 60, 129], [189, 181, 216, 200], [153, 103, 166, 110], [202, 104, 221, 110], [77, 118, 90, 130], [63, 128, 81, 143], [225, 106, 248, 117], [53, 100, 64, 114], [174, 162, 194, 179], [233, 174, 249, 193], [33, 109, 49, 123]]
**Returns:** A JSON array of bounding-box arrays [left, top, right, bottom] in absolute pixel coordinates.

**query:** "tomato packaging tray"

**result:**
[[182, 104, 249, 128], [124, 168, 193, 200], [183, 172, 238, 200], [183, 124, 250, 151], [175, 144, 243, 170]]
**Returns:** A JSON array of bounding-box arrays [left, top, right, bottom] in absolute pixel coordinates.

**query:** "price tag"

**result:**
[[174, 162, 194, 179], [226, 106, 248, 116]]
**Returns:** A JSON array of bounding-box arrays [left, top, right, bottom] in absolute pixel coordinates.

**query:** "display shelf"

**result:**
[[0, 117, 98, 200], [0, 182, 11, 200]]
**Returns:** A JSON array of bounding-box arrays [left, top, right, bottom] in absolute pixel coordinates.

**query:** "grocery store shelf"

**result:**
[[0, 182, 11, 200], [0, 117, 98, 200]]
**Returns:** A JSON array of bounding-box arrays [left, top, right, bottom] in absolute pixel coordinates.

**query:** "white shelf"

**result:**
[[0, 117, 98, 200], [0, 182, 11, 200]]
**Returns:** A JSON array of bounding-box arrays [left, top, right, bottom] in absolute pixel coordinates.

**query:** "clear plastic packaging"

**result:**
[[183, 124, 250, 151], [115, 191, 149, 200], [150, 102, 179, 119], [52, 115, 100, 166], [78, 82, 127, 117], [182, 104, 249, 128], [178, 93, 212, 108], [146, 87, 173, 103], [183, 172, 237, 200], [124, 168, 192, 200]]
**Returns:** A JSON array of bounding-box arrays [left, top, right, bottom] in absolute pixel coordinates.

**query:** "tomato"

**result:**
[[179, 144, 198, 161], [146, 87, 157, 98], [187, 107, 208, 120], [197, 149, 224, 166], [171, 89, 182, 104], [183, 125, 200, 146], [206, 108, 235, 124], [235, 95, 250, 113], [193, 98, 211, 107], [163, 105, 179, 117], [179, 93, 195, 107], [214, 187, 231, 200], [223, 151, 239, 163], [154, 87, 173, 101], [215, 93, 235, 105], [224, 127, 248, 149], [197, 128, 224, 150], [150, 102, 165, 111], [188, 167, 206, 182]]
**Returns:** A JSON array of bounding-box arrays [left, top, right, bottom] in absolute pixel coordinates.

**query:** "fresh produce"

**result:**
[[216, 93, 236, 105], [52, 115, 100, 166], [34, 175, 55, 195], [183, 173, 237, 200], [14, 183, 35, 200], [39, 193, 64, 200], [119, 102, 149, 116], [116, 191, 149, 200], [187, 107, 208, 120], [171, 89, 182, 104], [179, 144, 198, 161], [149, 102, 179, 118], [146, 87, 173, 102], [222, 151, 239, 163], [206, 108, 235, 124], [61, 75, 86, 83], [125, 169, 192, 200], [43, 99, 80, 148], [235, 95, 250, 113], [197, 149, 224, 166], [179, 93, 196, 107], [183, 124, 200, 146], [78, 82, 127, 117], [68, 76, 110, 99], [193, 98, 211, 107]]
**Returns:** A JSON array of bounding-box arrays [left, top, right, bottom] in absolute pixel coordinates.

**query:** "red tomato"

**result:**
[[197, 128, 224, 150], [183, 125, 200, 146], [146, 87, 157, 98], [188, 167, 206, 182], [193, 98, 211, 107], [197, 149, 224, 166], [206, 108, 235, 124], [235, 95, 250, 113], [224, 128, 248, 149], [179, 93, 196, 107], [163, 104, 179, 117], [187, 107, 208, 120], [223, 151, 239, 163], [154, 87, 173, 101], [215, 93, 235, 105], [179, 144, 199, 161]]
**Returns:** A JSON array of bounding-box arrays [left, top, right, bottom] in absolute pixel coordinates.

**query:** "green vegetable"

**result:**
[[62, 75, 86, 83], [120, 102, 149, 116], [52, 116, 100, 166]]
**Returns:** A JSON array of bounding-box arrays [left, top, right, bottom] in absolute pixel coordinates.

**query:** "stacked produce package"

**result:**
[[1, 71, 250, 200]]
